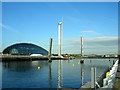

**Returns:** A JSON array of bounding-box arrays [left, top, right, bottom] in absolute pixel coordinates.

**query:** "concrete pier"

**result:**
[[80, 69, 107, 89], [1, 55, 64, 61], [113, 61, 120, 90]]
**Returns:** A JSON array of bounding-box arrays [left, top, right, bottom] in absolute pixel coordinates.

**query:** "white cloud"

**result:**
[[81, 30, 102, 36], [29, 37, 118, 54], [82, 30, 95, 33], [95, 37, 118, 40], [0, 23, 14, 30], [0, 23, 21, 34], [0, 24, 10, 29], [58, 36, 118, 54]]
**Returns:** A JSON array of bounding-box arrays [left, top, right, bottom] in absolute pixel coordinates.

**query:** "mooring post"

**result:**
[[109, 58, 111, 70], [91, 67, 96, 90], [49, 38, 53, 62]]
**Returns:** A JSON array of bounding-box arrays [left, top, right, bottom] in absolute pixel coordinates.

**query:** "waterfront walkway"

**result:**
[[113, 59, 120, 90]]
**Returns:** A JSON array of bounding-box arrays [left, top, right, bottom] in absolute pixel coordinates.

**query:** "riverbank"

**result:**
[[1, 55, 63, 61], [0, 55, 118, 61]]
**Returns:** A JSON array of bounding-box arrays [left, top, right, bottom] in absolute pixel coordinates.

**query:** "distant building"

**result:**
[[105, 54, 118, 57], [3, 43, 48, 55], [114, 55, 118, 57]]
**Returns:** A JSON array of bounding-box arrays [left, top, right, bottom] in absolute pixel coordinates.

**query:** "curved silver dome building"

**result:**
[[3, 43, 48, 55]]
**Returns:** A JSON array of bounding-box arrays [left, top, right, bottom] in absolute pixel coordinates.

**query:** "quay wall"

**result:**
[[0, 55, 62, 61], [81, 60, 118, 89]]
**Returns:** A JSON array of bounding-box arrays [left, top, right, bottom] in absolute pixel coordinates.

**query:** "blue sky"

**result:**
[[1, 2, 118, 54]]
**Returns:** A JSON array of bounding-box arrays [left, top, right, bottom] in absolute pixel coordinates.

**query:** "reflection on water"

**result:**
[[48, 62, 52, 88], [2, 59, 116, 88], [3, 61, 49, 72], [58, 60, 62, 88], [81, 63, 85, 86]]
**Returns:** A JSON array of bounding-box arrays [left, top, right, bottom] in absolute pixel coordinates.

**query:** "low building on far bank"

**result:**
[[104, 54, 118, 58]]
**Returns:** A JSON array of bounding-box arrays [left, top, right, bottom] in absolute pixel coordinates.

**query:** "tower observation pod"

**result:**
[[58, 22, 62, 57]]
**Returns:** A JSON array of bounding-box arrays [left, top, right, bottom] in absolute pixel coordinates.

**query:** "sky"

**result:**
[[1, 2, 118, 55]]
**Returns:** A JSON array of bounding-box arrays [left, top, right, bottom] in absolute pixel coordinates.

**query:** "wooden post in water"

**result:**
[[91, 67, 96, 89], [49, 38, 53, 62]]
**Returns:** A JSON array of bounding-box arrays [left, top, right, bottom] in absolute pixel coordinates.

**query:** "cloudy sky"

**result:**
[[1, 2, 118, 55]]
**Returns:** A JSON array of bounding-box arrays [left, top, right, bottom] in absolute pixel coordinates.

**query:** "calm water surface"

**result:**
[[2, 59, 116, 88]]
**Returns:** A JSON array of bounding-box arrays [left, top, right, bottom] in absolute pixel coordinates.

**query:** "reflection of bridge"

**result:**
[[57, 59, 85, 88]]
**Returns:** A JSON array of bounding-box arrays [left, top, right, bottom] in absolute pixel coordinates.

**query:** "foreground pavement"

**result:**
[[113, 59, 120, 90]]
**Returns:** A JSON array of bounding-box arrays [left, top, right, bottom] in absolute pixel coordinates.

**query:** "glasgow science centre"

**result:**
[[3, 43, 48, 55]]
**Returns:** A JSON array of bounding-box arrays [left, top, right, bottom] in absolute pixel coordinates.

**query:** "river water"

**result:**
[[1, 58, 116, 88]]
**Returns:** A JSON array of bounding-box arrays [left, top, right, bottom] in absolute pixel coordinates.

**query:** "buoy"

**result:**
[[106, 72, 110, 78], [78, 62, 80, 64], [72, 64, 75, 67], [38, 66, 40, 69]]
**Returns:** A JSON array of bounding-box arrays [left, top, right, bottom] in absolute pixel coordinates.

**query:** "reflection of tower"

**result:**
[[48, 63, 52, 88], [58, 22, 62, 57], [58, 60, 62, 88], [81, 64, 85, 86]]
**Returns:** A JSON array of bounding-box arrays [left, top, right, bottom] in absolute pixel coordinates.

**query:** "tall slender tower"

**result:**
[[81, 36, 83, 57], [58, 21, 63, 88], [58, 22, 62, 57]]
